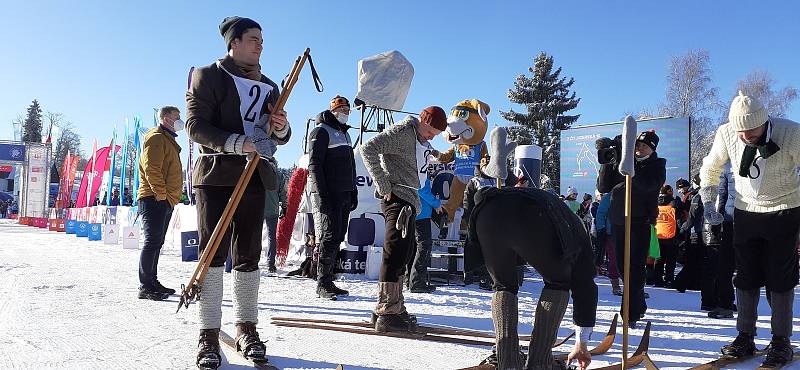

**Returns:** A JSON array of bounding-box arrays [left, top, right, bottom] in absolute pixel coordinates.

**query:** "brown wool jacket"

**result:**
[[138, 126, 183, 206], [185, 56, 291, 190]]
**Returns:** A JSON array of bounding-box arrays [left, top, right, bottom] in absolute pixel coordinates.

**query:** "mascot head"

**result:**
[[443, 99, 489, 145]]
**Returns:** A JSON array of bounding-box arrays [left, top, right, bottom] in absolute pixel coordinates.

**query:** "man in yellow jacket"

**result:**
[[137, 106, 184, 300]]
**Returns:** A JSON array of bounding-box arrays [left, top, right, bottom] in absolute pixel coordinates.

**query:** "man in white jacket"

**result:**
[[699, 91, 800, 368]]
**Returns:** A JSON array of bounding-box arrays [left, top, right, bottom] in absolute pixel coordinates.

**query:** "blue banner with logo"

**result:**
[[560, 117, 690, 198], [65, 219, 77, 234], [76, 221, 89, 237], [88, 223, 102, 241], [0, 144, 26, 163]]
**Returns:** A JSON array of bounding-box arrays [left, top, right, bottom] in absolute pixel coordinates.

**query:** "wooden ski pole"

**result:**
[[622, 174, 632, 369], [177, 48, 314, 312]]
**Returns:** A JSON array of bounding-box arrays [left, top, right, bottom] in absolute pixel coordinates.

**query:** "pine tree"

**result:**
[[501, 52, 580, 192], [22, 100, 44, 143]]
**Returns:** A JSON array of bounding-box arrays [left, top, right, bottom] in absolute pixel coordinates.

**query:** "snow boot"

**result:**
[[138, 286, 169, 301], [610, 278, 622, 296], [374, 282, 417, 332], [196, 328, 221, 369], [410, 283, 436, 293], [153, 280, 176, 295], [761, 336, 794, 368], [316, 283, 338, 300], [721, 332, 756, 358], [328, 282, 349, 296], [708, 307, 734, 319], [235, 322, 267, 361], [371, 311, 417, 326], [526, 289, 569, 370], [492, 291, 522, 370]]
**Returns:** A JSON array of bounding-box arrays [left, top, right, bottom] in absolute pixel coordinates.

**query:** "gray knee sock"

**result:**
[[198, 267, 224, 329], [735, 288, 759, 336], [233, 269, 260, 324], [526, 289, 569, 370], [492, 291, 522, 370], [768, 289, 794, 338]]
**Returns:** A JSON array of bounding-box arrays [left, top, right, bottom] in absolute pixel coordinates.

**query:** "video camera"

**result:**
[[595, 135, 623, 165]]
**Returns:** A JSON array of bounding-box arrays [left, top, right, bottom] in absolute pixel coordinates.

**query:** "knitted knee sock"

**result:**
[[526, 289, 569, 370], [492, 291, 522, 370], [198, 266, 224, 329], [233, 269, 260, 324], [769, 289, 794, 338], [735, 288, 759, 336]]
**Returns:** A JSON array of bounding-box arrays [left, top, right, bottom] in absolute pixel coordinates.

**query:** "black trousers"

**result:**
[[406, 218, 433, 288], [138, 196, 173, 287], [264, 214, 278, 265], [379, 195, 416, 282], [476, 194, 598, 327], [654, 237, 678, 284], [314, 192, 352, 284], [613, 222, 650, 321], [196, 182, 265, 272], [702, 222, 736, 309], [733, 207, 800, 292]]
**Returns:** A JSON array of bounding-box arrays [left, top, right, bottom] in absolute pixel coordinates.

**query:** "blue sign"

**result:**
[[560, 117, 690, 198], [88, 223, 102, 241], [180, 231, 199, 262], [336, 249, 367, 274], [0, 144, 25, 163], [76, 221, 89, 237], [65, 219, 77, 234]]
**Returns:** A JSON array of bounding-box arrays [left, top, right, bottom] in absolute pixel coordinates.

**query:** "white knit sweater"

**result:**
[[700, 117, 800, 213]]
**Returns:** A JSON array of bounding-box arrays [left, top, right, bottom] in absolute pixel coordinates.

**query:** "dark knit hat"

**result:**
[[419, 106, 447, 131], [675, 178, 690, 189], [219, 17, 262, 50], [636, 129, 659, 151], [330, 95, 350, 111]]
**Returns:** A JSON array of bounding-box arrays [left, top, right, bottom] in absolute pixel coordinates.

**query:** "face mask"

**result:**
[[334, 112, 349, 125], [172, 118, 185, 132], [635, 153, 651, 162]]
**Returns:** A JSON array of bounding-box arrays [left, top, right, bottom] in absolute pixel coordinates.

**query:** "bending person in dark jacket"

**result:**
[[597, 130, 666, 329], [185, 17, 291, 369], [472, 187, 597, 370], [307, 96, 357, 300]]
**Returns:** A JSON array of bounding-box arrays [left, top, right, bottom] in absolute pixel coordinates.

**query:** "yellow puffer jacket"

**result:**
[[138, 126, 183, 206]]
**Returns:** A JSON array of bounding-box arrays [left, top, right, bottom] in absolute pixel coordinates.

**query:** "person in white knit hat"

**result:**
[[699, 91, 800, 368]]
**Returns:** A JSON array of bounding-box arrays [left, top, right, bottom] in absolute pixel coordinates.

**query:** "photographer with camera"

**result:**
[[596, 130, 666, 329]]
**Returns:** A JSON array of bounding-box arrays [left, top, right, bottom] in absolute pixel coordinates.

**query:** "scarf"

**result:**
[[221, 54, 262, 81]]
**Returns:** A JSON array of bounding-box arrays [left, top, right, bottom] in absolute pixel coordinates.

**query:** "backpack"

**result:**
[[655, 204, 677, 239]]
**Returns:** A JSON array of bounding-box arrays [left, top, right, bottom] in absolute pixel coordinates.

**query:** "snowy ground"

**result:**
[[0, 219, 798, 370]]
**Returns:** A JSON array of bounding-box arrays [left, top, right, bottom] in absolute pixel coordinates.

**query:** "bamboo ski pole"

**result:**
[[177, 48, 314, 312]]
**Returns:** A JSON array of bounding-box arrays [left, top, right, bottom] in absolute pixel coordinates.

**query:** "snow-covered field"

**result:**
[[0, 219, 798, 370]]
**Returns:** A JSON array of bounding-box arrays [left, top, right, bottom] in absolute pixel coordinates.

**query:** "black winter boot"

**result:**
[[316, 283, 339, 300], [721, 332, 756, 358], [153, 280, 176, 295], [235, 322, 266, 361], [761, 336, 794, 368], [196, 329, 221, 369], [375, 313, 418, 333]]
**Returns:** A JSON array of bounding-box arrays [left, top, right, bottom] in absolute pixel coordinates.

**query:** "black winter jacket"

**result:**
[[597, 153, 666, 225], [307, 110, 357, 200]]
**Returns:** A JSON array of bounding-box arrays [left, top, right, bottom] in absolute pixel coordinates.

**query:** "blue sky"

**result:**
[[1, 1, 798, 168]]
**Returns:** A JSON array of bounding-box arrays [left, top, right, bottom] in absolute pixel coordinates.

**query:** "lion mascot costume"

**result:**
[[436, 99, 490, 224]]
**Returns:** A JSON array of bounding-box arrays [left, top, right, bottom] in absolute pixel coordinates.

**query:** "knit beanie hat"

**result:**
[[728, 90, 768, 131], [330, 95, 350, 111], [219, 17, 261, 51], [636, 130, 659, 151], [566, 186, 578, 197], [419, 106, 448, 131]]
